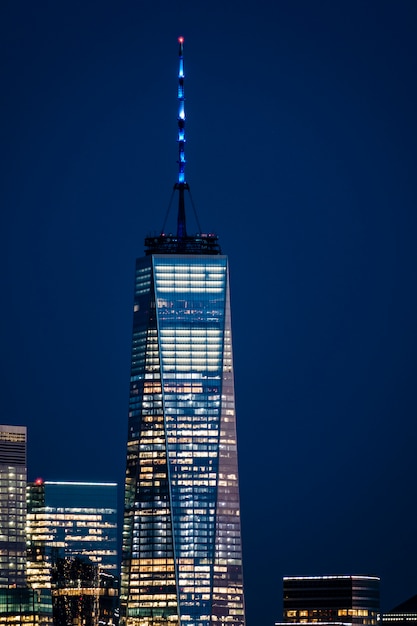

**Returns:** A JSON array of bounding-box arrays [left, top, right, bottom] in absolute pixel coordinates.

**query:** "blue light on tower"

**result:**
[[177, 36, 186, 187], [143, 37, 221, 254]]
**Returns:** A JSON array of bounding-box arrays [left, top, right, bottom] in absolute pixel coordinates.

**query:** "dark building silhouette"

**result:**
[[276, 576, 380, 626], [382, 594, 417, 626], [51, 557, 98, 626]]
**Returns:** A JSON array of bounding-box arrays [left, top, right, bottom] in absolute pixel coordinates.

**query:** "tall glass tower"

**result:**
[[120, 39, 245, 626]]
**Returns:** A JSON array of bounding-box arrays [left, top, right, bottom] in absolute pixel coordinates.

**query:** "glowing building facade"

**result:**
[[120, 38, 245, 626], [0, 426, 53, 625], [26, 480, 118, 625], [26, 480, 118, 582], [0, 425, 27, 589], [0, 587, 52, 626]]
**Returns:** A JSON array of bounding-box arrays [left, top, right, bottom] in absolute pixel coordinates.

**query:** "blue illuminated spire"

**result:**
[[144, 38, 221, 255], [176, 36, 187, 239], [177, 36, 186, 186]]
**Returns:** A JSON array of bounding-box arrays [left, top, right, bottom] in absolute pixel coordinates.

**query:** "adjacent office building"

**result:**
[[0, 425, 52, 625], [120, 38, 245, 626], [0, 587, 53, 626], [27, 480, 118, 580], [26, 480, 118, 625], [277, 576, 380, 626]]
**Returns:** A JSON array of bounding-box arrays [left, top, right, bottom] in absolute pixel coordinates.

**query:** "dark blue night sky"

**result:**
[[1, 2, 417, 625]]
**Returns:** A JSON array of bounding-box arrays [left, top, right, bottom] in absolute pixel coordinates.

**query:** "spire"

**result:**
[[176, 36, 187, 239], [144, 37, 221, 256], [177, 36, 186, 187]]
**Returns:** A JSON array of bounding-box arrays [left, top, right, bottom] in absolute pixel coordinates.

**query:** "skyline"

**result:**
[[1, 2, 417, 626]]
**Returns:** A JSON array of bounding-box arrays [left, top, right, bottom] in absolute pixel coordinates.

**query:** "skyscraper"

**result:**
[[120, 38, 245, 626], [0, 426, 53, 625], [0, 424, 27, 588]]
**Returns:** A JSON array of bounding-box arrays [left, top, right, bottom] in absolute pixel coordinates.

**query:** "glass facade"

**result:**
[[26, 481, 118, 625], [0, 587, 52, 626], [121, 254, 245, 626], [27, 480, 118, 581], [0, 425, 27, 589]]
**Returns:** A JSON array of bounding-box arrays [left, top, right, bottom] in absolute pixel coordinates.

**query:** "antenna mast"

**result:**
[[176, 36, 188, 239], [144, 37, 221, 256]]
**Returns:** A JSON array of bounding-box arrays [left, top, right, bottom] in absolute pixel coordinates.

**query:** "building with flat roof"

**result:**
[[0, 425, 27, 588], [26, 480, 118, 625], [276, 575, 380, 626], [27, 480, 118, 579]]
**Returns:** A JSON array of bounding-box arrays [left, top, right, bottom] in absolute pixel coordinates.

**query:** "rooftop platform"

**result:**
[[144, 233, 221, 255]]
